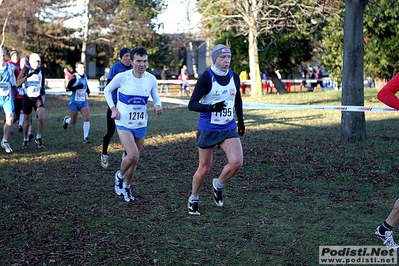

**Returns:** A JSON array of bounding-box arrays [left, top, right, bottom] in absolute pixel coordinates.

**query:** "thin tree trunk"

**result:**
[[0, 10, 12, 48], [81, 0, 89, 64], [189, 42, 199, 79]]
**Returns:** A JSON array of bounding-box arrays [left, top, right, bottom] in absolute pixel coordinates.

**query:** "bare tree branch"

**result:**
[[0, 10, 12, 48], [196, 0, 340, 97]]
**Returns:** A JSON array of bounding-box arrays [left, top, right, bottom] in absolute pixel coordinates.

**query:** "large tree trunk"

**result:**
[[341, 0, 368, 142], [248, 29, 262, 98]]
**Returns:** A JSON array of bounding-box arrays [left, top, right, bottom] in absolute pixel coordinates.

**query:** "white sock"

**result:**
[[83, 121, 90, 139], [118, 171, 125, 179], [19, 113, 24, 126], [215, 179, 224, 189], [189, 195, 199, 202]]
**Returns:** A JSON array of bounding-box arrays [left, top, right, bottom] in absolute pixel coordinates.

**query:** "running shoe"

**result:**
[[188, 200, 200, 215], [28, 133, 34, 142], [1, 141, 13, 153], [375, 226, 399, 249], [22, 140, 28, 149], [122, 187, 135, 202], [83, 138, 91, 144], [35, 138, 43, 148], [212, 178, 224, 207], [114, 170, 125, 195], [62, 116, 69, 129], [18, 125, 23, 133], [101, 153, 109, 168]]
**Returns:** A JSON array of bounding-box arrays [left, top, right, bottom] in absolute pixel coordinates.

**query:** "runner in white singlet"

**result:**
[[104, 47, 162, 203]]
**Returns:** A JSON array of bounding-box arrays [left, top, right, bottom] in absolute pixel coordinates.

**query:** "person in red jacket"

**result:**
[[374, 75, 399, 248], [377, 73, 399, 109]]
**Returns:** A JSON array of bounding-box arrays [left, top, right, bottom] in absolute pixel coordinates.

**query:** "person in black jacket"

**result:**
[[187, 44, 245, 215], [100, 48, 132, 168], [159, 65, 170, 95]]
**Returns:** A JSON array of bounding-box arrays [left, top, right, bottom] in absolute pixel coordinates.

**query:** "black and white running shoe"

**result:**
[[114, 170, 125, 196], [188, 200, 200, 216], [62, 116, 69, 129], [123, 187, 135, 202], [35, 138, 43, 148], [212, 178, 224, 207]]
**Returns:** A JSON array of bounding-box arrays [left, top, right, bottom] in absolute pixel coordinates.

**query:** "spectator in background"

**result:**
[[300, 79, 309, 92], [314, 65, 323, 92], [239, 70, 248, 95], [309, 67, 317, 92], [284, 72, 293, 92], [301, 63, 309, 80], [261, 71, 270, 94], [274, 67, 281, 79], [160, 65, 170, 95], [261, 71, 269, 81], [64, 67, 72, 81], [179, 67, 190, 96], [182, 64, 189, 76], [104, 67, 110, 80], [300, 63, 311, 92], [63, 67, 72, 91]]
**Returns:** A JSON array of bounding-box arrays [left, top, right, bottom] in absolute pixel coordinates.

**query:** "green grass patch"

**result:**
[[1, 89, 399, 265]]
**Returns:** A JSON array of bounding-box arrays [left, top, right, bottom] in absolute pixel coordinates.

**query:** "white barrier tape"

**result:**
[[242, 102, 397, 112], [159, 97, 189, 105], [46, 93, 394, 113], [158, 97, 397, 113]]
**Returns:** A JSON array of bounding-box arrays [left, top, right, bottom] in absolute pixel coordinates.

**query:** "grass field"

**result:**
[[1, 88, 399, 265]]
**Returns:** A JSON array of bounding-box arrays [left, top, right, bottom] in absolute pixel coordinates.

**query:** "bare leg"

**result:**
[[217, 138, 243, 184], [3, 111, 13, 141], [36, 107, 45, 135], [23, 113, 32, 139], [117, 129, 145, 186], [191, 148, 213, 197], [386, 199, 399, 227]]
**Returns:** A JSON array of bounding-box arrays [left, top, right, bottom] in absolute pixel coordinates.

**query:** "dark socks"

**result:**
[[379, 221, 393, 235]]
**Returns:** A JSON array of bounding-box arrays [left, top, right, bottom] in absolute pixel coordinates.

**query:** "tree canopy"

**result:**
[[0, 0, 164, 77], [322, 0, 399, 85]]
